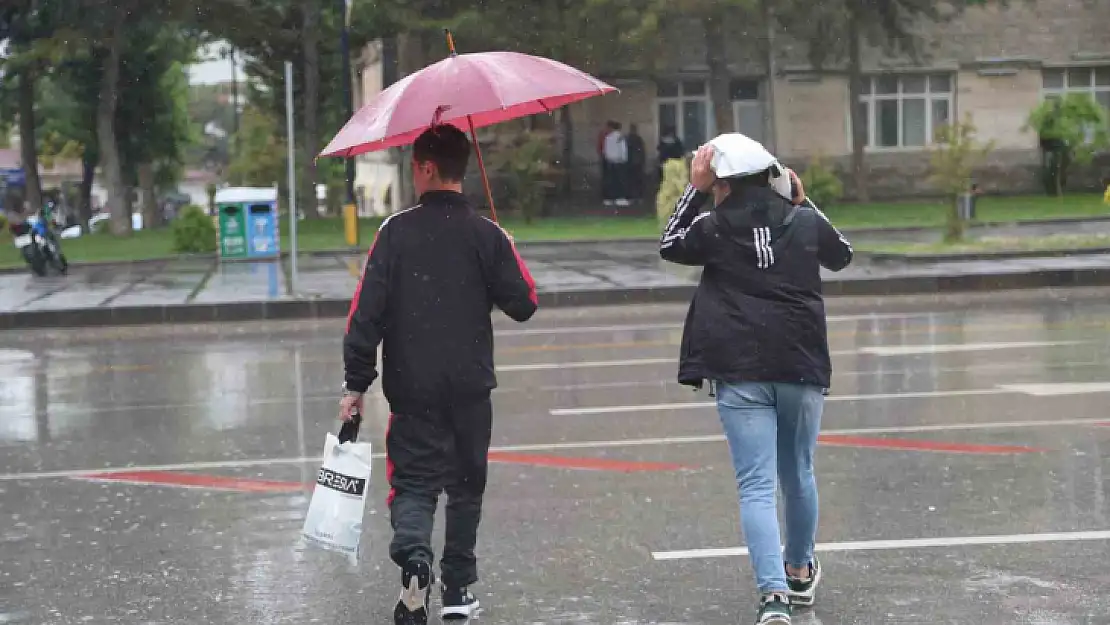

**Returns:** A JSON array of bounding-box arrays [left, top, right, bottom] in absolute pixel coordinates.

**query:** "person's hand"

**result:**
[[338, 393, 363, 422], [690, 144, 717, 193], [788, 168, 806, 205]]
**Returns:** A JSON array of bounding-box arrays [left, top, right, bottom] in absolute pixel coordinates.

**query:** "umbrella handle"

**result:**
[[445, 29, 457, 56], [467, 115, 499, 224]]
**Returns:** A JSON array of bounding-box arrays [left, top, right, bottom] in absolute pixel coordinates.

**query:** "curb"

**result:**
[[6, 267, 1110, 330], [4, 214, 1108, 275], [860, 247, 1110, 264]]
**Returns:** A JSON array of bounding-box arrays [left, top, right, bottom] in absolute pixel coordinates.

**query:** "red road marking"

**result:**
[[818, 434, 1044, 455], [78, 470, 305, 493], [487, 451, 688, 472]]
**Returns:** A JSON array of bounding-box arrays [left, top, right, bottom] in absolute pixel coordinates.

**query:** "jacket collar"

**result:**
[[418, 190, 469, 206]]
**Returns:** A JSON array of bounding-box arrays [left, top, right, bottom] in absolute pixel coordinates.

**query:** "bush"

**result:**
[[172, 205, 217, 253], [491, 131, 555, 223], [0, 212, 7, 232], [656, 157, 690, 226], [799, 157, 844, 208]]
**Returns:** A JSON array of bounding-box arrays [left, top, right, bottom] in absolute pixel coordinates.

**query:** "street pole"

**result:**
[[285, 61, 298, 294], [340, 0, 359, 247]]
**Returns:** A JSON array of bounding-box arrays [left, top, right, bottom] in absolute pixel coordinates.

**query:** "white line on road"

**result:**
[[498, 358, 675, 372], [493, 313, 938, 337], [997, 382, 1110, 396], [549, 388, 1014, 416], [858, 340, 1082, 356], [3, 416, 1108, 483], [651, 530, 1110, 560]]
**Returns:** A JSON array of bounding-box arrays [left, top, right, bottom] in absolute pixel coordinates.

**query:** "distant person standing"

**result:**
[[602, 121, 629, 207], [626, 124, 647, 201], [657, 126, 686, 182]]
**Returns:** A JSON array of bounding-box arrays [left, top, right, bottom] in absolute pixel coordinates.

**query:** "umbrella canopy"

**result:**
[[319, 51, 616, 158]]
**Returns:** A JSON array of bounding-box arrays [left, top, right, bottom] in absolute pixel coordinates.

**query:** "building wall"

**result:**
[[772, 76, 850, 161], [956, 69, 1042, 151]]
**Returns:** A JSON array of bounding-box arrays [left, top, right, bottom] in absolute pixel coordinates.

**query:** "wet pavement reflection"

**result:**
[[3, 291, 1110, 623]]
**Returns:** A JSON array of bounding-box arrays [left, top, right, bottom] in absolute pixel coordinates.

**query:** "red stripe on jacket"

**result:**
[[509, 238, 538, 305], [345, 232, 380, 332]]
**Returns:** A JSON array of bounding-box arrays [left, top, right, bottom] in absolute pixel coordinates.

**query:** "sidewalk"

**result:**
[[4, 240, 1110, 328]]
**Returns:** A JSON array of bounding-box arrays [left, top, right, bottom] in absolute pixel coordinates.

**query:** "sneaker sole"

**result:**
[[394, 565, 431, 625], [786, 560, 822, 607], [758, 617, 791, 625], [440, 599, 480, 619]]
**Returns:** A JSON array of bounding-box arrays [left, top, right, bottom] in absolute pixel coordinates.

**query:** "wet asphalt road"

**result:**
[[4, 291, 1110, 624]]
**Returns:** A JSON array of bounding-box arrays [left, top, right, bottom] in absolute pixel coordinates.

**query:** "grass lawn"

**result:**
[[0, 193, 1105, 268], [858, 233, 1110, 255]]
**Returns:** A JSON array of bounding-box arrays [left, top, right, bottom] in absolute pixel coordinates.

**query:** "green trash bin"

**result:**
[[217, 204, 248, 258]]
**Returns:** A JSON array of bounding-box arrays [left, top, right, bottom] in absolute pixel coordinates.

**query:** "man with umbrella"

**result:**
[[339, 124, 538, 624]]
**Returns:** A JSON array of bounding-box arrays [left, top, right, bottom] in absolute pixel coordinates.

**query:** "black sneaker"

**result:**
[[785, 556, 821, 607], [440, 585, 480, 620], [756, 593, 791, 625], [394, 559, 433, 625]]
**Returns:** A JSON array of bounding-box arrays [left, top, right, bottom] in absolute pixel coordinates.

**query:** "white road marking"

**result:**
[[497, 341, 1087, 373], [998, 382, 1110, 396], [493, 313, 937, 337], [549, 388, 1013, 416], [3, 416, 1108, 483], [651, 530, 1110, 560], [498, 358, 675, 372], [858, 340, 1081, 356], [6, 358, 1103, 421]]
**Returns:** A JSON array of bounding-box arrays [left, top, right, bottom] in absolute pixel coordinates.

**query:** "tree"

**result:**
[[590, 0, 762, 137], [301, 0, 321, 218], [227, 105, 287, 188], [445, 0, 637, 194], [115, 23, 198, 229], [1027, 94, 1110, 197], [784, 0, 998, 201], [0, 0, 59, 214], [929, 114, 994, 242]]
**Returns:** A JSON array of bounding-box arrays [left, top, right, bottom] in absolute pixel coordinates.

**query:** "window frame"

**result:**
[[853, 73, 955, 152], [655, 80, 713, 152], [1041, 66, 1110, 112]]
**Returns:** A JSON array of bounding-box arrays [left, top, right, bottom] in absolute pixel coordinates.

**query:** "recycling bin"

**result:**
[[214, 187, 279, 260], [217, 204, 247, 259], [246, 202, 280, 259]]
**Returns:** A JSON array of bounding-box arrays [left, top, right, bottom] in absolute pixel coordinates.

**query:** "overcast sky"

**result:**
[[187, 41, 246, 85]]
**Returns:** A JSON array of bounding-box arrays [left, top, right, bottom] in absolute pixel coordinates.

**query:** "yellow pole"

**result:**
[[343, 202, 359, 247]]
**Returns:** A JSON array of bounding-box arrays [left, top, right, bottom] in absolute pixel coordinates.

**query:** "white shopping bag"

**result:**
[[302, 431, 373, 560]]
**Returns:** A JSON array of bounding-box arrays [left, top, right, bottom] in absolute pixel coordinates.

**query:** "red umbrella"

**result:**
[[318, 31, 617, 222]]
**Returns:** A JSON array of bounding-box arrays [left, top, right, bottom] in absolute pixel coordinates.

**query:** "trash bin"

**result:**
[[957, 193, 976, 221], [247, 203, 280, 259], [217, 204, 248, 259], [214, 187, 279, 261]]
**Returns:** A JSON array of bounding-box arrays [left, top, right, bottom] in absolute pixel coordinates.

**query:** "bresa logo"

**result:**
[[317, 468, 367, 496]]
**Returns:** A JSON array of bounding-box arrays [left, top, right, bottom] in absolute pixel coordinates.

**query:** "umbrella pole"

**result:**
[[467, 115, 499, 223]]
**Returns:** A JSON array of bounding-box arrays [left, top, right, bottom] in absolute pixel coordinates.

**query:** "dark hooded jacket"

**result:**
[[659, 183, 853, 389]]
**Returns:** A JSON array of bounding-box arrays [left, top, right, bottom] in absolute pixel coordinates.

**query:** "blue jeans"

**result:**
[[715, 381, 824, 594]]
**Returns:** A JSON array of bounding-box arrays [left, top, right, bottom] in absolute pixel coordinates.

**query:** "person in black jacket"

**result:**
[[660, 135, 852, 625], [339, 125, 538, 625]]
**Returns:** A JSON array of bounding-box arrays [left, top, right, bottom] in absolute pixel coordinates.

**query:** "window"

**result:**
[[657, 80, 710, 150], [856, 74, 953, 149], [1042, 66, 1110, 112]]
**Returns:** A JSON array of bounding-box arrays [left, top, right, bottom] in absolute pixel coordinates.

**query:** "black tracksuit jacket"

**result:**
[[660, 184, 853, 390], [343, 190, 538, 407]]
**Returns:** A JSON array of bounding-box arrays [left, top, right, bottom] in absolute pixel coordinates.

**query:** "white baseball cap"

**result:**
[[702, 133, 793, 200]]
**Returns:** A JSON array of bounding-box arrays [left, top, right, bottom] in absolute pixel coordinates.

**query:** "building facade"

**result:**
[[352, 0, 1109, 203], [569, 0, 1110, 198]]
